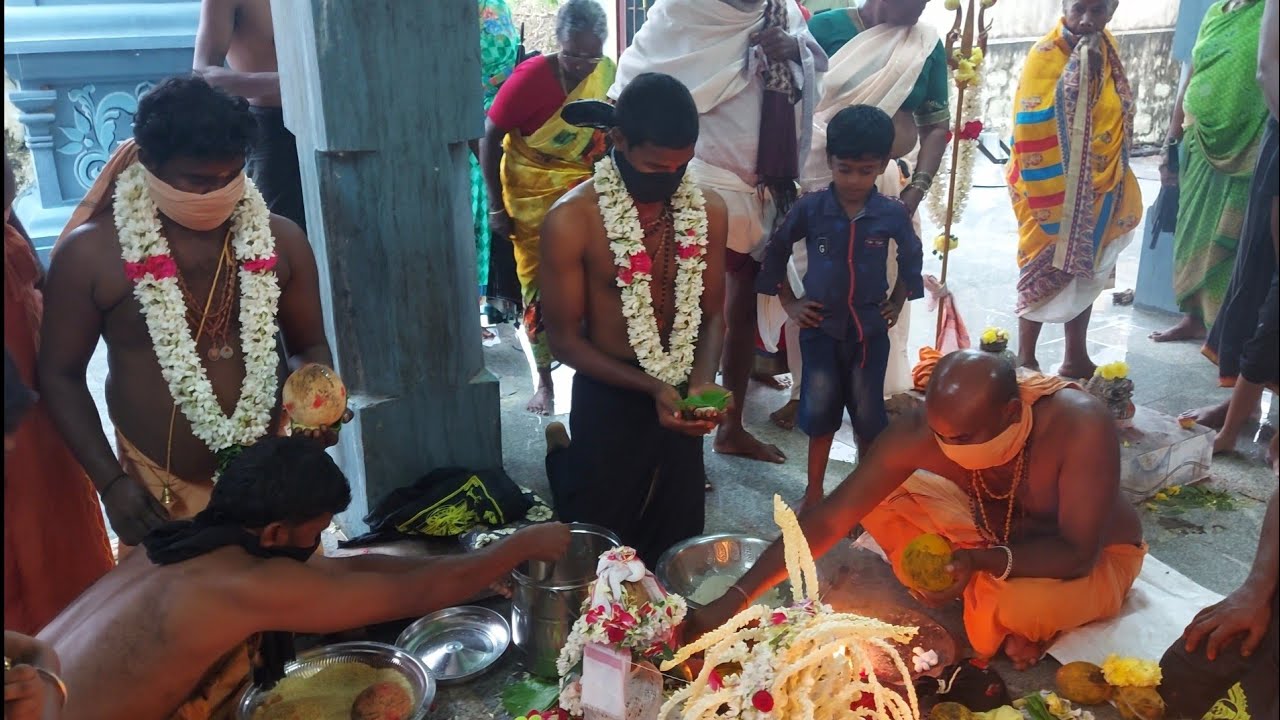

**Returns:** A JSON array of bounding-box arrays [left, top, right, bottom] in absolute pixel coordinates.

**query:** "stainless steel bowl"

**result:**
[[656, 534, 792, 609], [396, 605, 510, 684], [237, 641, 435, 720]]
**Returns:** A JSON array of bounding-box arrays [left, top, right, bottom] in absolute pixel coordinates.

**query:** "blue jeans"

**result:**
[[796, 328, 890, 444]]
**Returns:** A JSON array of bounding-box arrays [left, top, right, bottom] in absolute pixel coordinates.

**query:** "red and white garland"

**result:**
[[113, 163, 281, 454], [593, 156, 709, 388]]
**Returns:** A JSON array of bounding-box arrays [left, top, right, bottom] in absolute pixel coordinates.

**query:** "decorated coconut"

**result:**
[[1084, 362, 1135, 428], [282, 364, 348, 430], [977, 327, 1016, 368]]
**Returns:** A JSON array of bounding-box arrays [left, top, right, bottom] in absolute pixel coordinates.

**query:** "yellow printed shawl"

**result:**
[[1006, 21, 1142, 312]]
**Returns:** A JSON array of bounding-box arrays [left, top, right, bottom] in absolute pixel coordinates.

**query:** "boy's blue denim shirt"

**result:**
[[756, 185, 925, 342]]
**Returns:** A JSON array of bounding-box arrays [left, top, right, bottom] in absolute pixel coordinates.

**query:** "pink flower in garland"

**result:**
[[709, 669, 724, 691], [959, 120, 985, 141], [677, 243, 701, 260], [124, 254, 178, 282], [752, 690, 775, 712], [618, 252, 653, 286], [770, 611, 787, 626], [243, 253, 278, 273], [602, 604, 637, 644]]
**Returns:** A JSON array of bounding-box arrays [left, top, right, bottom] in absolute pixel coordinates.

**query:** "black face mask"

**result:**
[[612, 148, 687, 204]]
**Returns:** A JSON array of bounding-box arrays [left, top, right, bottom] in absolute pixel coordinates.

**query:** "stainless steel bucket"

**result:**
[[510, 523, 620, 678]]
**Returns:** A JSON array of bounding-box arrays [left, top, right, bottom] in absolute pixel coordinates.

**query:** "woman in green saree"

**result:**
[[472, 0, 520, 310], [1152, 0, 1269, 342]]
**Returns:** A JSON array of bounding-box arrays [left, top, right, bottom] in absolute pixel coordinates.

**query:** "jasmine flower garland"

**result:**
[[113, 163, 281, 456]]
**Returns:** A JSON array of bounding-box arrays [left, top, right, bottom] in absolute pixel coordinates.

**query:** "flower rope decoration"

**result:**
[[113, 163, 281, 454], [594, 155, 709, 388], [927, 75, 985, 232], [657, 497, 920, 720]]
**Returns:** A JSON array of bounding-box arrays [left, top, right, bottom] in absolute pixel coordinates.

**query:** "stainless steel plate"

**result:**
[[396, 605, 511, 684], [656, 534, 793, 609], [236, 641, 435, 720]]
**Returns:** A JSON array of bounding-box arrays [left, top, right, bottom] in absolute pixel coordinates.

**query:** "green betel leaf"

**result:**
[[680, 388, 732, 411], [501, 677, 560, 716]]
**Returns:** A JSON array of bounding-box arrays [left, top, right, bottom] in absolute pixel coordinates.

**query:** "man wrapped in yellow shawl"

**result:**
[[1006, 2, 1142, 378]]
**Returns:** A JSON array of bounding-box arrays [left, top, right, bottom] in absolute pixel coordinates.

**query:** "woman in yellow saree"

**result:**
[[480, 0, 615, 415]]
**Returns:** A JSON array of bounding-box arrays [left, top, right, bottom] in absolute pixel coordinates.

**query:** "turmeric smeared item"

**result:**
[[1113, 686, 1166, 720], [929, 702, 976, 720], [901, 533, 955, 593], [1055, 661, 1112, 705]]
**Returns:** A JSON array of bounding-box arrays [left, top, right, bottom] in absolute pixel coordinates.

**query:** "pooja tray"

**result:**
[[832, 602, 957, 682], [236, 641, 435, 720], [396, 605, 511, 684]]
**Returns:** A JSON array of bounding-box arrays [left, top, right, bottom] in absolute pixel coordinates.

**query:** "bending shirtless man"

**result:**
[[38, 436, 570, 720], [194, 0, 306, 229], [40, 77, 337, 547], [689, 350, 1145, 668]]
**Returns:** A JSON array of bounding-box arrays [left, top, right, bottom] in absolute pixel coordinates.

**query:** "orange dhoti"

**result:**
[[862, 471, 1146, 658]]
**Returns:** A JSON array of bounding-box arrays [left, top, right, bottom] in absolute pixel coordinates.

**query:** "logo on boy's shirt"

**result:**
[[864, 236, 889, 249]]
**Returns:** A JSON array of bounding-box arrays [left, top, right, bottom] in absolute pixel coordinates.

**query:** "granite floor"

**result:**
[[80, 155, 1278, 717]]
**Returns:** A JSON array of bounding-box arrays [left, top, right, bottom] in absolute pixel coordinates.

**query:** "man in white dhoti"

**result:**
[[762, 0, 952, 430], [610, 0, 826, 465]]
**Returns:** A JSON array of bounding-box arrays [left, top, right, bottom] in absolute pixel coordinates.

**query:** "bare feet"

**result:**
[[1002, 634, 1046, 671], [1178, 400, 1231, 430], [714, 427, 787, 464], [752, 371, 791, 391], [1019, 357, 1041, 373], [1212, 431, 1239, 455], [770, 399, 800, 430], [545, 421, 570, 453], [526, 384, 554, 416], [1150, 315, 1206, 343], [481, 327, 495, 341], [1057, 359, 1097, 380], [795, 491, 823, 517]]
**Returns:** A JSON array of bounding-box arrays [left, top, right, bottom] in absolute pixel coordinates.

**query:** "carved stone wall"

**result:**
[[3, 1, 199, 260]]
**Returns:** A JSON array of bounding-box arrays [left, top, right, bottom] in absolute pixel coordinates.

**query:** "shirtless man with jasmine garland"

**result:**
[[540, 73, 730, 566], [39, 77, 343, 549]]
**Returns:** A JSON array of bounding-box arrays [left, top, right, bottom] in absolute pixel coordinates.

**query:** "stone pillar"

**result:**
[[272, 0, 501, 528]]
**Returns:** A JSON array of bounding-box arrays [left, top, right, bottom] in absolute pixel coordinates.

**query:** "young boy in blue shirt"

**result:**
[[756, 105, 924, 510]]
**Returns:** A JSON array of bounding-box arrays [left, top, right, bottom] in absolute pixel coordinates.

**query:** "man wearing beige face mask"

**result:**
[[687, 350, 1145, 670], [38, 76, 339, 551]]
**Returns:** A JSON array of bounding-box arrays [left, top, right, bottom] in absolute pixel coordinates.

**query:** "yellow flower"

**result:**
[[944, 0, 961, 9], [933, 234, 959, 254], [955, 59, 979, 87], [1096, 361, 1129, 381], [1102, 654, 1162, 688], [971, 47, 985, 67], [1045, 693, 1068, 717], [1168, 485, 1182, 496], [980, 327, 1009, 346], [1154, 492, 1168, 502]]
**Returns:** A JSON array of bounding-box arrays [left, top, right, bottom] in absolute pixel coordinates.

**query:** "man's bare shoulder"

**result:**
[[543, 183, 602, 244], [49, 216, 122, 274], [700, 187, 727, 218], [1043, 386, 1114, 430], [268, 214, 310, 273]]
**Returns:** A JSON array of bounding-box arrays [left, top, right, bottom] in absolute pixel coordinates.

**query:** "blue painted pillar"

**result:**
[[272, 0, 502, 529]]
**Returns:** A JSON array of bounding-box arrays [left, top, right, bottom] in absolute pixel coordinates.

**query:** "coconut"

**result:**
[[282, 364, 347, 429], [901, 533, 955, 592], [1114, 687, 1165, 720], [1055, 661, 1112, 705]]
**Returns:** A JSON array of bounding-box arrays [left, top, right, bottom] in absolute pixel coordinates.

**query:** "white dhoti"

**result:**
[[1018, 230, 1133, 324], [689, 158, 777, 260]]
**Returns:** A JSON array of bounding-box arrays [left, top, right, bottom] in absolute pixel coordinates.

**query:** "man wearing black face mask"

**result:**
[[36, 436, 571, 720], [540, 74, 730, 566]]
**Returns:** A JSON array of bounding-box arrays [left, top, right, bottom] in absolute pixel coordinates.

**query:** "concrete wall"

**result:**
[[977, 29, 1180, 147]]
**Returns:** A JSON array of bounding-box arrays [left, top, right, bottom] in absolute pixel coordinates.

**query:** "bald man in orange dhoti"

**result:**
[[688, 350, 1145, 669]]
